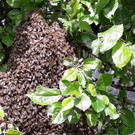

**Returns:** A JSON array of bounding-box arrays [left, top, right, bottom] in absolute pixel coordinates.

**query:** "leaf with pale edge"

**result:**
[[51, 97, 75, 124], [65, 107, 81, 124], [86, 111, 98, 127], [103, 0, 119, 20], [27, 86, 61, 105], [75, 93, 91, 111], [112, 41, 131, 69], [59, 80, 71, 96], [66, 82, 81, 96], [98, 24, 123, 53], [63, 59, 73, 67], [83, 58, 101, 70], [105, 103, 119, 119], [92, 95, 109, 112], [62, 68, 78, 82]]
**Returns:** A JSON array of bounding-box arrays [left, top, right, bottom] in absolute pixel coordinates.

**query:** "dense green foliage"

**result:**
[[0, 0, 135, 134]]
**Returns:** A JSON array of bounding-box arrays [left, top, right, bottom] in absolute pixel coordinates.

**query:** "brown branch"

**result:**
[[111, 83, 135, 92]]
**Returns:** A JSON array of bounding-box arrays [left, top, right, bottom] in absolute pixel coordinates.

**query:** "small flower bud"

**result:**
[[0, 122, 6, 129], [7, 123, 14, 129]]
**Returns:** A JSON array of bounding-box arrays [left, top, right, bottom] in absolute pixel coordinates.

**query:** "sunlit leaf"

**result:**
[[6, 129, 22, 135], [112, 41, 131, 69], [105, 103, 119, 119], [6, 0, 21, 8], [62, 68, 78, 82], [75, 93, 91, 111], [103, 0, 119, 20], [92, 95, 109, 112], [88, 84, 97, 97], [83, 58, 101, 70], [27, 86, 61, 105], [98, 24, 123, 53]]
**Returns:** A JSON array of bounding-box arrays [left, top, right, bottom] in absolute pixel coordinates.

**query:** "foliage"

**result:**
[[0, 105, 23, 135], [28, 57, 135, 134], [0, 0, 135, 134]]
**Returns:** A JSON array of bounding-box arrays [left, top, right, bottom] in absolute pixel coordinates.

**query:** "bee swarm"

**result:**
[[0, 10, 97, 135]]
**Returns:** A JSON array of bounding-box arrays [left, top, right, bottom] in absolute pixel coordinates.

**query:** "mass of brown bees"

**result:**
[[0, 10, 98, 135]]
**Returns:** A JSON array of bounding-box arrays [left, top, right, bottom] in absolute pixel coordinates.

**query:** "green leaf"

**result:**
[[51, 109, 65, 124], [65, 107, 81, 124], [121, 108, 135, 129], [75, 93, 91, 111], [78, 69, 87, 86], [83, 58, 101, 70], [92, 95, 109, 112], [8, 10, 21, 21], [66, 82, 81, 96], [108, 127, 119, 135], [91, 39, 102, 55], [113, 5, 131, 29], [103, 0, 119, 20], [112, 41, 131, 69], [0, 106, 4, 119], [95, 0, 110, 14], [86, 111, 98, 127], [59, 80, 71, 96], [47, 102, 61, 116], [15, 14, 23, 24], [79, 21, 92, 32], [62, 97, 75, 113], [96, 74, 112, 91], [63, 59, 73, 67], [70, 0, 80, 18], [6, 0, 21, 8], [121, 128, 134, 135], [47, 102, 62, 122], [0, 64, 7, 72], [6, 129, 22, 135], [81, 32, 97, 48], [2, 35, 14, 47], [88, 84, 97, 97], [52, 0, 61, 2], [51, 97, 75, 124], [27, 86, 61, 105], [105, 103, 119, 119], [0, 27, 4, 34], [62, 68, 78, 82], [98, 24, 123, 53]]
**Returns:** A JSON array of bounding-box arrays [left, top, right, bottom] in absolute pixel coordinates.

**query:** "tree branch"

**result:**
[[111, 83, 135, 92]]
